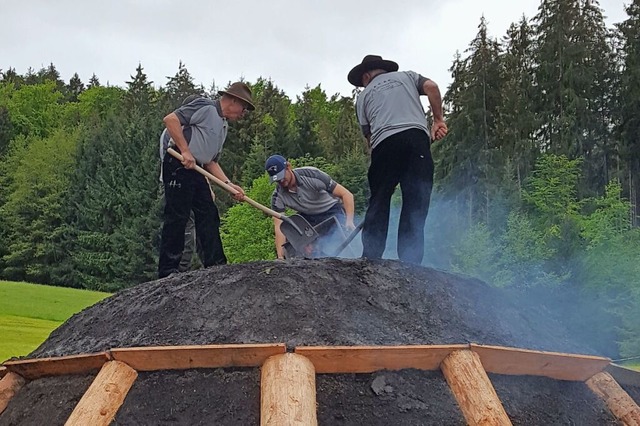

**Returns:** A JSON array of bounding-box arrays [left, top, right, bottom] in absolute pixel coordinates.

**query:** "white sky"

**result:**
[[0, 0, 629, 100]]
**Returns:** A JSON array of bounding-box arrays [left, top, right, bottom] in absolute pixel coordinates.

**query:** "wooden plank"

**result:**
[[261, 354, 317, 426], [3, 352, 110, 380], [65, 360, 137, 426], [110, 343, 286, 371], [587, 371, 640, 426], [295, 345, 468, 373], [0, 372, 26, 415], [441, 350, 512, 425], [606, 363, 640, 388], [470, 344, 610, 381]]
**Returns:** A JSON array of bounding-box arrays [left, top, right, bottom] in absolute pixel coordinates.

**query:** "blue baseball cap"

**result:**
[[265, 155, 287, 183]]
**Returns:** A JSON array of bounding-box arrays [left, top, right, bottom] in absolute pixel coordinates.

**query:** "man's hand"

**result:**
[[345, 220, 356, 232], [181, 150, 196, 169], [228, 183, 245, 201], [431, 119, 448, 141]]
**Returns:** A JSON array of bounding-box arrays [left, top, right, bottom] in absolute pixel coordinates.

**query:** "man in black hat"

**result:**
[[158, 82, 254, 278], [347, 55, 448, 264]]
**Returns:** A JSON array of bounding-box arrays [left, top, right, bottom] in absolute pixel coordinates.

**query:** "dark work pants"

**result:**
[[300, 203, 346, 227], [362, 128, 434, 264], [158, 155, 226, 278]]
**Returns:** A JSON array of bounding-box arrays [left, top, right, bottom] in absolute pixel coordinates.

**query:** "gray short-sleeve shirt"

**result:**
[[356, 70, 430, 150], [173, 98, 228, 164], [271, 167, 339, 215]]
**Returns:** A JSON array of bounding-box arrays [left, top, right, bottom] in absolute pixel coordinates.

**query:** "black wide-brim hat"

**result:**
[[348, 55, 399, 87], [218, 82, 256, 110]]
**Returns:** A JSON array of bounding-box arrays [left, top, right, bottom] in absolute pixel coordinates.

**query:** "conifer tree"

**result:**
[[66, 72, 85, 102], [616, 0, 640, 225]]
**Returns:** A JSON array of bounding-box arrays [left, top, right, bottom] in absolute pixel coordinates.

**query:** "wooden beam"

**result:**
[[65, 360, 137, 426], [261, 353, 317, 426], [586, 371, 640, 426], [441, 349, 512, 426], [110, 343, 286, 371], [295, 345, 468, 373], [0, 372, 26, 415], [470, 344, 610, 381], [606, 363, 640, 388], [3, 352, 110, 380]]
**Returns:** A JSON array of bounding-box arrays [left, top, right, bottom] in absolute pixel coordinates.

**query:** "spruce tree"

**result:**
[[616, 0, 640, 226]]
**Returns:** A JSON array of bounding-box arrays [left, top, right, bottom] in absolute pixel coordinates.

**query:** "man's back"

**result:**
[[356, 70, 430, 149]]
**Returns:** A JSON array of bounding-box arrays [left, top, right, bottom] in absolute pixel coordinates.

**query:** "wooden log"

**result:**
[[441, 349, 512, 426], [3, 352, 110, 380], [0, 372, 26, 415], [586, 371, 640, 426], [261, 353, 317, 426], [295, 344, 468, 373], [110, 343, 286, 371], [470, 344, 610, 381], [65, 360, 137, 426]]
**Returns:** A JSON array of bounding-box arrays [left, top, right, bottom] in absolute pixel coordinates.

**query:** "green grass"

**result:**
[[0, 280, 110, 362]]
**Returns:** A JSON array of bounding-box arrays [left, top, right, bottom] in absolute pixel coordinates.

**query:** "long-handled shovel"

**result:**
[[332, 221, 364, 257], [167, 148, 316, 248]]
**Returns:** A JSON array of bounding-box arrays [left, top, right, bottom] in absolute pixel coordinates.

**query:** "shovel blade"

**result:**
[[280, 214, 320, 255]]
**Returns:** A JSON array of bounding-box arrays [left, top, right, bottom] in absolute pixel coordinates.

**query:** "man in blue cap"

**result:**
[[265, 154, 355, 259]]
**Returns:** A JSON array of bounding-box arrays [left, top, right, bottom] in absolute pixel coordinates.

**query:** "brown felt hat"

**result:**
[[347, 55, 399, 87], [218, 82, 255, 111]]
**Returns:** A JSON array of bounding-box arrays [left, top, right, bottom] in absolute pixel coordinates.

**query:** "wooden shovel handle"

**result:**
[[166, 148, 284, 220]]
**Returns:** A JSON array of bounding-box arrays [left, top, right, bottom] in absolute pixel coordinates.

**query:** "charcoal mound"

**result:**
[[32, 258, 599, 357], [2, 258, 628, 425]]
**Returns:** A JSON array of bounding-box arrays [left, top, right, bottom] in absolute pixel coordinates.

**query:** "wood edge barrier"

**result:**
[[586, 371, 640, 426], [0, 372, 27, 415], [441, 349, 512, 426], [261, 353, 317, 426], [110, 343, 286, 371], [294, 344, 469, 373], [469, 343, 611, 381], [65, 360, 137, 426], [2, 352, 111, 380]]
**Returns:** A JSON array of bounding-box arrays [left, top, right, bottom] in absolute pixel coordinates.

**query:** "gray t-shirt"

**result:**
[[271, 167, 339, 215], [170, 98, 228, 164], [355, 70, 430, 150]]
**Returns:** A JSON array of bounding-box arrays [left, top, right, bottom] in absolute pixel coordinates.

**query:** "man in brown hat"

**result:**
[[348, 55, 447, 265], [158, 82, 255, 278]]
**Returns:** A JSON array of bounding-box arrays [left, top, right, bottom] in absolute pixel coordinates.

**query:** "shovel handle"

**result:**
[[332, 221, 364, 256], [166, 148, 285, 220]]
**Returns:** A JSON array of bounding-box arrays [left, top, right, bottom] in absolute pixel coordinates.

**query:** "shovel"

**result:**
[[166, 148, 317, 251], [332, 221, 364, 256]]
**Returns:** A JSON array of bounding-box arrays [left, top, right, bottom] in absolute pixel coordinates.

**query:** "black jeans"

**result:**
[[158, 155, 226, 278], [362, 128, 434, 264]]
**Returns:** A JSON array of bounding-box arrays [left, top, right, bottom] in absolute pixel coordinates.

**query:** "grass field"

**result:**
[[0, 280, 110, 362]]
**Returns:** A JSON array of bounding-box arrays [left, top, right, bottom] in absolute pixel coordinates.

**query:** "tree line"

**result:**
[[0, 0, 638, 357]]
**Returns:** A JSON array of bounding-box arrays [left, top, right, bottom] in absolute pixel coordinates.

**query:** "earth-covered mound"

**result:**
[[1, 258, 628, 425]]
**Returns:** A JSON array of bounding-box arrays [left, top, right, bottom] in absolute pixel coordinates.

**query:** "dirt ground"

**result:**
[[1, 258, 636, 425]]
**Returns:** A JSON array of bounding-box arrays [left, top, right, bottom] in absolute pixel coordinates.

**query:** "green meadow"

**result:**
[[0, 280, 110, 362]]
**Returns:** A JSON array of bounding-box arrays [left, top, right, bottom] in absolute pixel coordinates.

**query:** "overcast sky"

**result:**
[[0, 0, 629, 100]]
